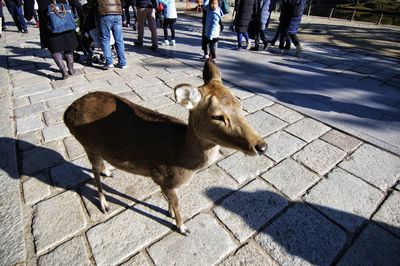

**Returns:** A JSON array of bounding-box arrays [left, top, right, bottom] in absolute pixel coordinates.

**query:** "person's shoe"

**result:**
[[295, 44, 302, 57], [250, 45, 259, 51], [200, 54, 209, 60], [61, 69, 69, 79], [161, 40, 169, 46], [132, 24, 136, 31], [116, 63, 127, 69], [68, 69, 76, 76], [263, 42, 269, 50], [2, 25, 7, 30], [150, 44, 158, 50], [22, 29, 28, 34], [102, 64, 114, 70], [122, 22, 130, 27], [34, 21, 39, 28], [134, 41, 143, 47], [246, 41, 252, 50], [170, 39, 176, 46]]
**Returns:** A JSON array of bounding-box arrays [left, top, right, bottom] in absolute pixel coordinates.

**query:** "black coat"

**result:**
[[37, 0, 79, 53], [234, 0, 258, 33]]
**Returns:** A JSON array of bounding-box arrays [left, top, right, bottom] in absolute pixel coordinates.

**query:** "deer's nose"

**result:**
[[255, 142, 267, 155]]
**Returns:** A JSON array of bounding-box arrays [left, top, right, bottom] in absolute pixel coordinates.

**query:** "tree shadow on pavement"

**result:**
[[206, 187, 400, 265]]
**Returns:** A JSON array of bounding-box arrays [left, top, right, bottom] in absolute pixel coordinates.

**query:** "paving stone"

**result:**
[[157, 103, 189, 122], [166, 76, 204, 89], [179, 165, 238, 219], [63, 136, 85, 160], [120, 252, 150, 266], [241, 95, 274, 114], [14, 102, 47, 118], [284, 118, 331, 142], [337, 223, 400, 266], [71, 80, 111, 94], [132, 83, 172, 100], [51, 156, 92, 190], [263, 104, 304, 124], [339, 144, 400, 191], [80, 169, 160, 223], [228, 86, 254, 100], [14, 97, 30, 108], [372, 191, 400, 237], [157, 71, 189, 82], [304, 168, 384, 232], [43, 107, 67, 126], [87, 194, 174, 266], [219, 242, 278, 266], [293, 139, 346, 175], [140, 95, 175, 110], [30, 87, 73, 103], [126, 76, 162, 89], [117, 90, 141, 103], [217, 152, 274, 184], [95, 83, 131, 94], [261, 159, 320, 200], [32, 190, 87, 255], [16, 114, 43, 135], [12, 77, 50, 92], [148, 213, 237, 266], [46, 93, 85, 108], [246, 111, 287, 138], [37, 236, 90, 266], [22, 174, 51, 205], [265, 131, 306, 162], [321, 129, 362, 153], [42, 123, 70, 142], [255, 203, 347, 266], [214, 179, 288, 243]]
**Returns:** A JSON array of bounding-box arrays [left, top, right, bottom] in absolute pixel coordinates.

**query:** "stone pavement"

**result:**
[[1, 9, 400, 266]]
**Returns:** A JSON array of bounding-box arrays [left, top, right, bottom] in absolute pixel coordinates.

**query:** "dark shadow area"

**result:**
[[206, 187, 400, 265], [0, 137, 175, 230]]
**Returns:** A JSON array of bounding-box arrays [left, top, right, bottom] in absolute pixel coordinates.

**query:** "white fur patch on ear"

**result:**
[[175, 85, 201, 109]]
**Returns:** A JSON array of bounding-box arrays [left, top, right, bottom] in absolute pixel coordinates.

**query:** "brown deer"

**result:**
[[64, 60, 267, 235]]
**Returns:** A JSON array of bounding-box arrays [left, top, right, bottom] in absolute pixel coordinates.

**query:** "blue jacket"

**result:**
[[258, 0, 270, 30], [159, 0, 177, 18], [288, 0, 306, 34], [204, 4, 224, 40]]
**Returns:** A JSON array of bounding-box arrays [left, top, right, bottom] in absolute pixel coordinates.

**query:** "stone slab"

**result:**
[[29, 87, 73, 103], [255, 204, 347, 266], [63, 136, 85, 160], [43, 107, 67, 126], [242, 95, 274, 114], [372, 191, 400, 237], [339, 144, 400, 191], [284, 118, 331, 142], [22, 174, 51, 205], [293, 139, 346, 176], [321, 129, 362, 153], [263, 103, 303, 124], [120, 252, 150, 266], [42, 123, 70, 142], [13, 83, 52, 98], [132, 83, 172, 100], [157, 103, 189, 122], [338, 224, 400, 266], [87, 194, 174, 266], [140, 95, 175, 110], [228, 86, 254, 100], [220, 242, 278, 266], [14, 102, 47, 118], [51, 156, 92, 190], [304, 168, 384, 232], [246, 111, 288, 138], [261, 159, 320, 200], [214, 179, 288, 242], [148, 213, 237, 266], [217, 152, 274, 184], [265, 131, 306, 162], [16, 114, 43, 135], [37, 237, 91, 266], [32, 190, 87, 255]]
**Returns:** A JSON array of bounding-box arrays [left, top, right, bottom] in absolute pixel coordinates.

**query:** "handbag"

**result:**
[[221, 0, 230, 15], [47, 0, 76, 33]]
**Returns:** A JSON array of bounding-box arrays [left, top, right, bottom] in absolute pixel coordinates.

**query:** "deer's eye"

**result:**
[[211, 115, 226, 123]]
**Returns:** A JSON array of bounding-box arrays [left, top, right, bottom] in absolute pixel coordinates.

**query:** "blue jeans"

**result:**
[[237, 32, 249, 48], [98, 15, 126, 66], [6, 2, 26, 31]]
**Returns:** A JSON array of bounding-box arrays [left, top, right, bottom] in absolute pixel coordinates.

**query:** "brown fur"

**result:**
[[63, 59, 266, 234]]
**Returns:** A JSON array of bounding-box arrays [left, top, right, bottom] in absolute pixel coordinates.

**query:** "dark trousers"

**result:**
[[254, 26, 268, 47], [289, 33, 299, 46], [203, 36, 218, 59], [163, 18, 176, 40], [123, 0, 136, 25], [5, 1, 27, 31]]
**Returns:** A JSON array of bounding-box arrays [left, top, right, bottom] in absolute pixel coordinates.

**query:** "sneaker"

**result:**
[[132, 24, 136, 31], [134, 41, 143, 47], [22, 29, 28, 34], [295, 44, 302, 57], [161, 40, 169, 46], [170, 39, 176, 46], [263, 42, 270, 51], [122, 22, 130, 27], [246, 41, 252, 50], [102, 64, 114, 70], [116, 63, 127, 69], [200, 54, 209, 60]]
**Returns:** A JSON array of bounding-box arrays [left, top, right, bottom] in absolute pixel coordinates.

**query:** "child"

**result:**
[[159, 0, 177, 46], [201, 0, 224, 60]]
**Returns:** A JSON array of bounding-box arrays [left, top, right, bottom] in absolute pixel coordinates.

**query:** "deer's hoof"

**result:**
[[168, 209, 175, 219], [178, 224, 191, 236], [100, 201, 110, 213], [101, 169, 113, 177]]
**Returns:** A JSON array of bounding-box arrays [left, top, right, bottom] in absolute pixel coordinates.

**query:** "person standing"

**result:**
[[0, 0, 7, 37], [250, 0, 271, 51], [287, 0, 306, 57], [123, 0, 137, 30], [201, 0, 223, 60], [135, 0, 158, 50], [37, 0, 79, 78], [89, 0, 127, 69], [234, 0, 257, 50], [159, 0, 177, 46], [5, 0, 27, 33]]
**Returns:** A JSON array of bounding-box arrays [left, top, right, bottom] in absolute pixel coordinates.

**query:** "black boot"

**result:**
[[64, 51, 75, 76], [52, 52, 68, 79]]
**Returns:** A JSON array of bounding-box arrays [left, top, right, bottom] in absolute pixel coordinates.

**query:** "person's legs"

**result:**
[[289, 33, 299, 46], [6, 2, 22, 31], [136, 7, 146, 45], [209, 38, 218, 59], [124, 1, 130, 25], [131, 5, 137, 30], [146, 8, 158, 48], [15, 5, 27, 32], [64, 50, 75, 75], [51, 51, 68, 78], [111, 15, 126, 66], [237, 32, 243, 48], [163, 18, 169, 40], [98, 16, 113, 66], [170, 19, 176, 40], [202, 36, 209, 58]]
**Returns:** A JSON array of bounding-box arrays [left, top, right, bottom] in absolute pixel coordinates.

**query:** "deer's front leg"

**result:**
[[161, 187, 190, 236]]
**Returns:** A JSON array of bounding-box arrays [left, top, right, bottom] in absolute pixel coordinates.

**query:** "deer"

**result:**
[[63, 59, 267, 235]]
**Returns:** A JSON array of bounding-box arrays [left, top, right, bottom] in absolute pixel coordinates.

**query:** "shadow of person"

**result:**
[[0, 137, 174, 228], [206, 186, 400, 265]]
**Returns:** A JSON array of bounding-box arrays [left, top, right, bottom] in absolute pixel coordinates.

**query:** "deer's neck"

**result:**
[[183, 122, 220, 170]]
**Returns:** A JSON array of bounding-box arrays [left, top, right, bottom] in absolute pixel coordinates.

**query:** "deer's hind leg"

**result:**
[[86, 150, 110, 212]]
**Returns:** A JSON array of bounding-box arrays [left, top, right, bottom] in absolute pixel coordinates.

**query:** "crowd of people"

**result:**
[[0, 0, 307, 78]]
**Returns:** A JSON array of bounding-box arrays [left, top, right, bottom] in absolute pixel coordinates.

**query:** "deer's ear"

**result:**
[[174, 84, 201, 110]]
